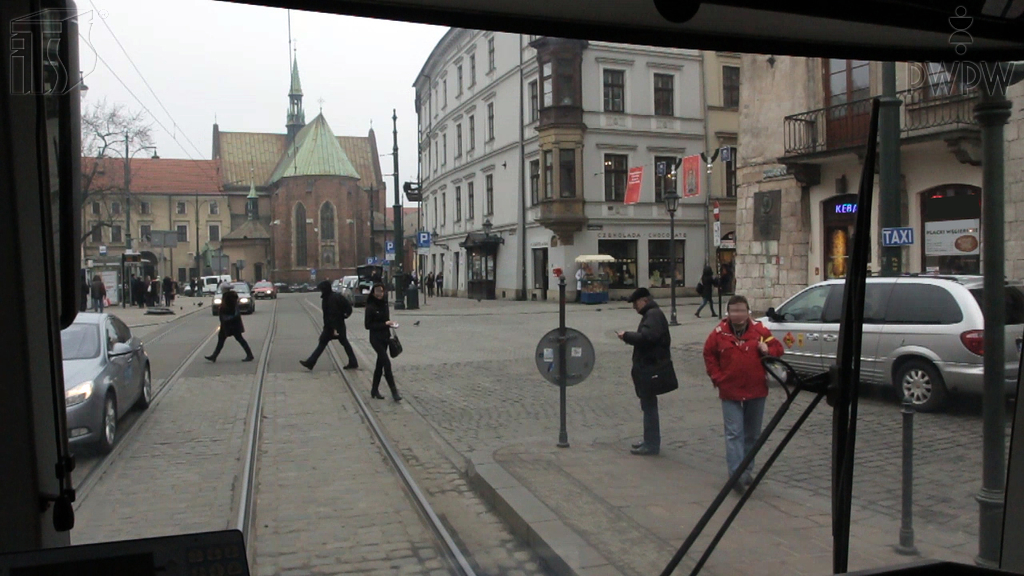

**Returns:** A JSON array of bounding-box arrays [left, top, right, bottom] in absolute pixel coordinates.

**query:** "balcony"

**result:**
[[783, 87, 980, 158], [535, 197, 587, 243]]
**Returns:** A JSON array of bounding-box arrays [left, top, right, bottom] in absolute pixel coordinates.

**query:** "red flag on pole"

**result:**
[[624, 166, 644, 205], [682, 154, 701, 198]]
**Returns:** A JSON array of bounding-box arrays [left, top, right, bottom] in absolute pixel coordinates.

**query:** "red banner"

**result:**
[[682, 154, 701, 198], [624, 166, 644, 205]]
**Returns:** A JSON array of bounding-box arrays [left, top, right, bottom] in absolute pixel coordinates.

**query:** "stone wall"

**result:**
[[1007, 81, 1024, 282]]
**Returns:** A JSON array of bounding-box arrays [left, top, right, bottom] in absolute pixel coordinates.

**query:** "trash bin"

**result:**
[[406, 284, 419, 310]]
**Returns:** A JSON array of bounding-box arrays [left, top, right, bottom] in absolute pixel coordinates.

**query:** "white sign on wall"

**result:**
[[925, 219, 980, 256], [100, 270, 119, 306]]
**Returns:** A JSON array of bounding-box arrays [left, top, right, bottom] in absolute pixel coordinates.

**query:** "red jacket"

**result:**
[[703, 319, 784, 401]]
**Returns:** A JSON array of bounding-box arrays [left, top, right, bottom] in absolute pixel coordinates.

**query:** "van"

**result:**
[[760, 275, 1024, 412], [200, 275, 232, 295]]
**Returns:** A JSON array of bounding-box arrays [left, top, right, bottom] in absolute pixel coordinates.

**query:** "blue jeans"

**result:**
[[92, 297, 104, 313], [721, 397, 766, 478], [640, 395, 660, 449], [696, 295, 716, 316]]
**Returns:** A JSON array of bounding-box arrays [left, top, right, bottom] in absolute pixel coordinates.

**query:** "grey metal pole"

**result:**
[[896, 397, 918, 555], [393, 110, 406, 310], [880, 62, 903, 276], [669, 208, 678, 326], [558, 275, 569, 448], [975, 80, 1012, 569], [124, 134, 132, 253]]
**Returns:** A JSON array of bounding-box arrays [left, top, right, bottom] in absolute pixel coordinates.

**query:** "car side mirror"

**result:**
[[766, 307, 782, 322], [110, 342, 132, 357]]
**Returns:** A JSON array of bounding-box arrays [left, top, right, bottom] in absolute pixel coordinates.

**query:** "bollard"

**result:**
[[896, 396, 919, 555]]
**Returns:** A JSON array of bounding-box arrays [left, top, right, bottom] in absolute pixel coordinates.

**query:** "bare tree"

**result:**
[[80, 99, 154, 243]]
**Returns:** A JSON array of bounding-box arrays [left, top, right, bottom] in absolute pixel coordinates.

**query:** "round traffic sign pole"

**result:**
[[558, 276, 569, 448]]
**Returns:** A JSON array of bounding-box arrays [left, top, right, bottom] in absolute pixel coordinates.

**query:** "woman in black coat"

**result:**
[[205, 289, 254, 362], [695, 265, 718, 318], [364, 283, 401, 401]]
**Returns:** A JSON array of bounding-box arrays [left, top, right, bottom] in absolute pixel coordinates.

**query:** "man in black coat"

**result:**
[[300, 280, 358, 370], [616, 287, 672, 456]]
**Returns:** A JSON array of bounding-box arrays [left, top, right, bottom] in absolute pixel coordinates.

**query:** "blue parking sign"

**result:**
[[418, 232, 431, 248], [385, 241, 395, 254]]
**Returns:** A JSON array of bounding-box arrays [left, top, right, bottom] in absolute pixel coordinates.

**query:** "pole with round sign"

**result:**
[[535, 273, 595, 448]]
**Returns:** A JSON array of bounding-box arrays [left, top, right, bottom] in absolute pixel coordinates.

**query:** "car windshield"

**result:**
[[61, 324, 101, 360], [255, 282, 272, 288], [231, 283, 251, 294]]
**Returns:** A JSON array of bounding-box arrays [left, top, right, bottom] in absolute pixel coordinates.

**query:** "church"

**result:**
[[212, 53, 389, 284]]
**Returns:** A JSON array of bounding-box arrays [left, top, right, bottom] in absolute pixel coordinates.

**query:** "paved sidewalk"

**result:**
[[95, 295, 209, 328]]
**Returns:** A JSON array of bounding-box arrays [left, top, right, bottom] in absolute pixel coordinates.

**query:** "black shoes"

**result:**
[[631, 441, 645, 449], [243, 356, 255, 362], [204, 355, 216, 362], [630, 445, 659, 456], [371, 391, 385, 399], [392, 394, 402, 402], [343, 363, 358, 370], [299, 360, 313, 370]]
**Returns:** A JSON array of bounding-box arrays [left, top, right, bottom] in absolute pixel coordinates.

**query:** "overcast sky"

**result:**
[[77, 0, 447, 204]]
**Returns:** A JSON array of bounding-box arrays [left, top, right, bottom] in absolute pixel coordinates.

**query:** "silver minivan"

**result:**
[[760, 275, 1024, 412]]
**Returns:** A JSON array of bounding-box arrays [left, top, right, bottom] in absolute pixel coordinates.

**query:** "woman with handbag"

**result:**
[[205, 289, 255, 362], [364, 283, 401, 402]]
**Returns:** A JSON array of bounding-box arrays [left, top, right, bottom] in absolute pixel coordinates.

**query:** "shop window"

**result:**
[[598, 239, 637, 289], [648, 240, 684, 288]]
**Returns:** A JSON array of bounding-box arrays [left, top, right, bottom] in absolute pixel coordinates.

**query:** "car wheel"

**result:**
[[98, 393, 117, 454], [896, 359, 948, 413], [136, 365, 152, 410]]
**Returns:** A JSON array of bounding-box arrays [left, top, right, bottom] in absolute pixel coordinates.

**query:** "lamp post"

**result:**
[[664, 191, 681, 326]]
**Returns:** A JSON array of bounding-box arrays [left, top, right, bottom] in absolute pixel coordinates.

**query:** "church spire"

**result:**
[[286, 44, 305, 144], [246, 164, 259, 220]]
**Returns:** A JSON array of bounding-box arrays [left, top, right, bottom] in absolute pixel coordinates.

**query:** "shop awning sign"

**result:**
[[925, 219, 980, 256]]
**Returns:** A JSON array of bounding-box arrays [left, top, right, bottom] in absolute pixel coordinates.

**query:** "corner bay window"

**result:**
[[559, 149, 575, 198], [543, 151, 553, 200], [530, 160, 540, 205]]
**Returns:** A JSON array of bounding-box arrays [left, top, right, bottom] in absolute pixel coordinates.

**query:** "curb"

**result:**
[[467, 450, 625, 576]]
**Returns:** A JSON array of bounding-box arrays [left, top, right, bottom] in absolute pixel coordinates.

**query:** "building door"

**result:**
[[824, 59, 871, 151], [453, 252, 460, 297], [254, 263, 264, 281], [822, 195, 861, 280], [532, 248, 548, 300]]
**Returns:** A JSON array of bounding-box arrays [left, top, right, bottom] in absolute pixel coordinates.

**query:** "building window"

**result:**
[[457, 65, 464, 95], [434, 140, 439, 171], [90, 222, 101, 243], [654, 73, 674, 116], [433, 197, 438, 228], [443, 79, 448, 107], [110, 201, 121, 215], [442, 193, 447, 225], [724, 147, 737, 198], [176, 201, 187, 215], [559, 149, 576, 198], [442, 134, 447, 165], [723, 65, 740, 108], [541, 62, 553, 107], [176, 224, 188, 243], [91, 201, 100, 215], [654, 156, 679, 202], [486, 174, 494, 215], [603, 69, 625, 113], [488, 37, 495, 71], [140, 201, 152, 215], [468, 116, 475, 150], [209, 224, 220, 243], [487, 103, 495, 140], [469, 54, 476, 85], [456, 124, 463, 157], [295, 203, 307, 267], [140, 224, 151, 243], [648, 239, 685, 288], [209, 201, 219, 215], [455, 186, 462, 222], [530, 160, 540, 205], [529, 80, 539, 121], [320, 202, 335, 240], [604, 154, 628, 202], [467, 182, 475, 220], [111, 225, 122, 244], [598, 239, 638, 289], [543, 151, 553, 200], [556, 58, 576, 106]]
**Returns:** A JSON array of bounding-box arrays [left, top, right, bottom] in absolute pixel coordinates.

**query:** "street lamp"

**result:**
[[664, 191, 681, 326], [482, 218, 493, 237]]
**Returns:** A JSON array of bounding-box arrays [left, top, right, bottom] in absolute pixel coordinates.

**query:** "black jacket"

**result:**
[[622, 301, 671, 370], [322, 291, 353, 330], [219, 305, 244, 337], [364, 296, 391, 344], [90, 279, 106, 299], [163, 277, 173, 295]]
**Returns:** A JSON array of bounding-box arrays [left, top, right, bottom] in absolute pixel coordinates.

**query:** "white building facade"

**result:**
[[415, 30, 710, 300]]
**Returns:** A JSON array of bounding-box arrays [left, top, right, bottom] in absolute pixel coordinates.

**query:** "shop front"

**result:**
[[460, 230, 504, 300], [921, 184, 981, 275], [822, 194, 860, 280], [716, 231, 736, 294]]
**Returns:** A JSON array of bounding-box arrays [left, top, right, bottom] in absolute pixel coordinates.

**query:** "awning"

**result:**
[[459, 231, 505, 249], [575, 254, 615, 263]]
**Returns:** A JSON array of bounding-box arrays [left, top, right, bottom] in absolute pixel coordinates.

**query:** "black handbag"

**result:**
[[632, 360, 679, 397], [388, 328, 403, 358]]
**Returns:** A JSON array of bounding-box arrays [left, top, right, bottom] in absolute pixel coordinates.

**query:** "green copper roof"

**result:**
[[247, 177, 258, 199], [290, 56, 302, 96], [270, 113, 362, 182]]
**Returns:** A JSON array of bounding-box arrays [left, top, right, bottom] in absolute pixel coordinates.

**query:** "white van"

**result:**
[[201, 275, 232, 295]]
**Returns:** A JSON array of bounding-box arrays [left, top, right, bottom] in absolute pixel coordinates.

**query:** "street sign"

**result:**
[[417, 232, 431, 248], [656, 161, 666, 177], [882, 227, 915, 247], [714, 221, 722, 247], [535, 328, 595, 387], [720, 146, 732, 163], [385, 241, 395, 254], [385, 253, 396, 261], [237, 259, 245, 271], [99, 245, 107, 256]]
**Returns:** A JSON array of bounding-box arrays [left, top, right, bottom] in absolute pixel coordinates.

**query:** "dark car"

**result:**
[[354, 265, 384, 306], [62, 313, 151, 454], [253, 280, 277, 300], [212, 282, 256, 315], [274, 282, 291, 294]]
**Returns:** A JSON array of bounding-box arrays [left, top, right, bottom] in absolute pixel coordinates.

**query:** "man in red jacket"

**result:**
[[703, 295, 784, 493]]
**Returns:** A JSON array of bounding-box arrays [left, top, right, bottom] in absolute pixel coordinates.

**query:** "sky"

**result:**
[[76, 0, 448, 205]]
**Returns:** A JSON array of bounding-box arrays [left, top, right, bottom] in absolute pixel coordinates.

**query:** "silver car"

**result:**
[[61, 313, 151, 453], [761, 275, 1023, 412]]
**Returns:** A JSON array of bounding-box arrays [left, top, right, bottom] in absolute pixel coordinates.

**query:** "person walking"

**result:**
[[162, 276, 174, 307], [435, 272, 444, 297], [575, 266, 586, 303], [616, 287, 675, 456], [205, 289, 254, 362], [702, 295, 784, 493], [90, 275, 106, 313], [301, 280, 358, 370], [364, 283, 401, 401], [695, 265, 718, 318], [426, 271, 435, 297]]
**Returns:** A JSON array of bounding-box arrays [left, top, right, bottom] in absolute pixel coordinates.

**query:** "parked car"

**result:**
[[213, 282, 256, 315], [354, 265, 383, 306], [61, 313, 151, 454], [274, 282, 291, 294], [336, 275, 363, 306], [760, 275, 1024, 412], [253, 280, 277, 300], [201, 274, 232, 296]]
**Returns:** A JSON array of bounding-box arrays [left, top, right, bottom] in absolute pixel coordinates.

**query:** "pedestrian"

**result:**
[[90, 275, 106, 313], [364, 282, 402, 401], [436, 272, 444, 297], [190, 277, 197, 297], [427, 271, 435, 297], [702, 295, 784, 493], [695, 265, 718, 318], [616, 287, 675, 456], [80, 271, 89, 312], [150, 277, 160, 307], [163, 276, 173, 307], [300, 280, 358, 370], [575, 266, 585, 302], [205, 289, 255, 362]]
